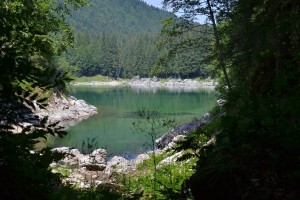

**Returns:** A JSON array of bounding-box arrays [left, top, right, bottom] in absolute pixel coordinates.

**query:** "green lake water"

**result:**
[[52, 86, 217, 155]]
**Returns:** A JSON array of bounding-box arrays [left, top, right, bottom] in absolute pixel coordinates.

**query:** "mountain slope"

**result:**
[[62, 0, 209, 79], [69, 0, 172, 35]]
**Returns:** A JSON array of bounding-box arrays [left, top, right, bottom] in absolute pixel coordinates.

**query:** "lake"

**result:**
[[52, 86, 217, 155]]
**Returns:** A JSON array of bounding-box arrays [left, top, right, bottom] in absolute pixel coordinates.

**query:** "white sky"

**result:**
[[143, 0, 164, 9], [142, 0, 206, 23]]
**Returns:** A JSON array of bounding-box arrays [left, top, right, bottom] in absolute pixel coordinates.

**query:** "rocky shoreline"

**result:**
[[46, 79, 215, 188], [73, 76, 216, 89], [51, 112, 212, 188], [36, 92, 97, 128]]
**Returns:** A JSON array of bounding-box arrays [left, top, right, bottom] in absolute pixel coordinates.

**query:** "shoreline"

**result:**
[[48, 81, 216, 187], [73, 77, 216, 89], [35, 92, 97, 129], [51, 112, 212, 188]]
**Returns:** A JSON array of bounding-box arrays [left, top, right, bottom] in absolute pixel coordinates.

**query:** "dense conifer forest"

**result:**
[[62, 0, 211, 79]]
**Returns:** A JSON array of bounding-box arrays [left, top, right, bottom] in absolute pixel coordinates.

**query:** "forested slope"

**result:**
[[68, 0, 170, 34], [63, 0, 210, 79]]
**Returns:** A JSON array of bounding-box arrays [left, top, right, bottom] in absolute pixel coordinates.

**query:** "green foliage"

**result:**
[[119, 152, 196, 200], [0, 0, 87, 199], [81, 137, 99, 154], [75, 75, 116, 82], [50, 184, 136, 200], [159, 18, 213, 78], [132, 109, 176, 199], [52, 165, 72, 177], [63, 0, 172, 78], [0, 101, 68, 199], [162, 0, 233, 87], [67, 0, 170, 35], [61, 0, 211, 79], [0, 0, 87, 99], [132, 109, 176, 152], [166, 0, 300, 199]]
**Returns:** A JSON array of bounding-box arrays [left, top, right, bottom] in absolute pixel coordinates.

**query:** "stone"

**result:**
[[35, 92, 97, 129], [78, 148, 107, 171], [134, 153, 150, 165], [156, 113, 211, 149], [105, 156, 130, 175], [155, 131, 176, 149], [52, 147, 72, 154], [217, 99, 226, 106], [158, 152, 183, 168], [151, 76, 158, 82]]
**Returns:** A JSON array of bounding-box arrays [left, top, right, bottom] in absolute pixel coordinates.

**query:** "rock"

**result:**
[[134, 153, 150, 166], [49, 113, 215, 188], [52, 147, 73, 154], [156, 131, 176, 149], [156, 113, 211, 149], [105, 156, 130, 175], [217, 99, 226, 106], [52, 147, 107, 171], [131, 75, 140, 81], [70, 148, 81, 157], [163, 135, 186, 151], [200, 113, 211, 124], [78, 148, 107, 171], [151, 76, 158, 82], [158, 152, 183, 168], [84, 164, 106, 171], [35, 92, 97, 129]]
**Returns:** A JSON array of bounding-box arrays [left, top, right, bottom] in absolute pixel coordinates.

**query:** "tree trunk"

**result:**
[[206, 0, 232, 90]]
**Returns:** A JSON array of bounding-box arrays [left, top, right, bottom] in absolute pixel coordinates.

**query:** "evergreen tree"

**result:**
[[0, 1, 87, 199], [165, 0, 300, 199]]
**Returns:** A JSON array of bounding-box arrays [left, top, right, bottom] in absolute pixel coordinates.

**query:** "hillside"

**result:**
[[62, 0, 209, 79], [68, 0, 172, 35]]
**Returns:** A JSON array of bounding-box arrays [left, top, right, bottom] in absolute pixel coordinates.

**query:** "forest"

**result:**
[[61, 0, 211, 79], [0, 0, 299, 199]]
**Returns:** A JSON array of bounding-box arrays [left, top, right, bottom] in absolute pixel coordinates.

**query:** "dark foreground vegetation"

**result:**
[[0, 0, 299, 199]]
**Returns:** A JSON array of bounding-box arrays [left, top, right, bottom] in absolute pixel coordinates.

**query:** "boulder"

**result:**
[[217, 99, 226, 106], [36, 92, 97, 129], [158, 152, 183, 168], [52, 147, 107, 171], [105, 156, 130, 175], [156, 131, 176, 149], [78, 149, 107, 171], [156, 113, 211, 149], [134, 153, 150, 165]]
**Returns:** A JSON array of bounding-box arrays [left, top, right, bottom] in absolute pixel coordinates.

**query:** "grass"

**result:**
[[75, 75, 116, 82], [51, 164, 72, 177], [194, 77, 213, 82], [50, 184, 136, 200], [117, 151, 197, 200], [48, 150, 196, 199]]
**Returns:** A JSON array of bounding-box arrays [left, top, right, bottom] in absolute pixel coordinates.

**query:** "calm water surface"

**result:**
[[52, 86, 216, 155]]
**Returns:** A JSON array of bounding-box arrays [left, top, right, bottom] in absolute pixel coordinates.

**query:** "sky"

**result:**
[[143, 0, 206, 23], [143, 0, 164, 9]]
